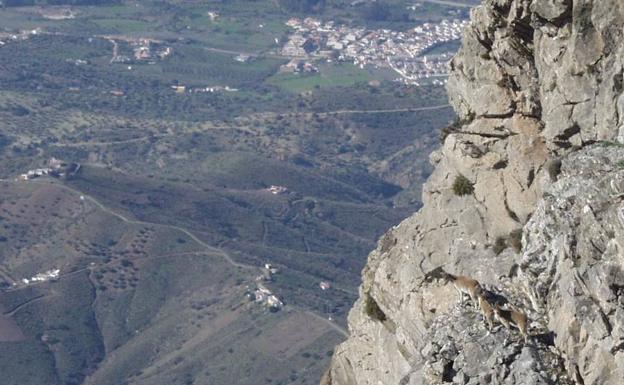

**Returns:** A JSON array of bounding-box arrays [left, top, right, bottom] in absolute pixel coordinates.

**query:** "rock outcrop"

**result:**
[[323, 1, 624, 384]]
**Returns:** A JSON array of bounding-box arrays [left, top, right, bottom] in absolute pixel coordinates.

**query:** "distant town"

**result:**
[[1, 13, 468, 88], [280, 17, 468, 85]]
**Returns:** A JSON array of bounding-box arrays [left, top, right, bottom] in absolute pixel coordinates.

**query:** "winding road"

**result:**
[[0, 178, 349, 337], [45, 104, 452, 149]]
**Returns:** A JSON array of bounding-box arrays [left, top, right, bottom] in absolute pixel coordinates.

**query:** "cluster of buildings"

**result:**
[[266, 185, 288, 195], [19, 269, 60, 286], [258, 263, 280, 282], [280, 59, 319, 74], [170, 85, 239, 94], [18, 158, 80, 181], [0, 28, 40, 47], [247, 282, 284, 312], [389, 52, 456, 85], [280, 17, 469, 85], [234, 53, 252, 63], [319, 281, 332, 291], [246, 264, 284, 311], [106, 36, 173, 64], [207, 11, 220, 21]]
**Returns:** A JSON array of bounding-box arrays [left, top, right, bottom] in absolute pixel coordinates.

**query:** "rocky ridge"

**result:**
[[322, 1, 624, 384]]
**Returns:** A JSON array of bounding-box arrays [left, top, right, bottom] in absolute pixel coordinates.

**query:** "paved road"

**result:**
[[201, 45, 304, 61], [45, 104, 452, 149], [59, 182, 254, 271], [304, 309, 349, 337], [251, 103, 452, 118], [317, 104, 452, 116], [3, 294, 47, 316], [0, 177, 254, 275]]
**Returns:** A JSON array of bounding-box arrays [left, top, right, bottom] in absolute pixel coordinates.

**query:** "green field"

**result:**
[[93, 18, 153, 33], [267, 63, 380, 93]]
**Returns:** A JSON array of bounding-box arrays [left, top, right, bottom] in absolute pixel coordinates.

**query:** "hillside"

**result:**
[[0, 1, 465, 384], [0, 180, 348, 385], [324, 0, 624, 384]]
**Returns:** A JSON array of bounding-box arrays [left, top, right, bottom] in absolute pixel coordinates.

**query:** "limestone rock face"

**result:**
[[520, 145, 624, 385], [323, 1, 624, 384]]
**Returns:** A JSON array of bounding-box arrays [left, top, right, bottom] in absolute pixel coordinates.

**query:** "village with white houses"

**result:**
[[103, 35, 173, 64], [19, 269, 60, 286], [246, 263, 284, 312], [17, 158, 80, 181], [0, 27, 41, 47], [280, 17, 469, 85], [0, 267, 61, 292], [246, 262, 335, 314]]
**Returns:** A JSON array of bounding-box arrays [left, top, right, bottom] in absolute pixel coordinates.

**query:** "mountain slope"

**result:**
[[0, 180, 346, 385], [323, 1, 624, 384]]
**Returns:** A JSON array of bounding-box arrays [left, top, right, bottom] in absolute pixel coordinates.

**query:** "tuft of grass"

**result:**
[[364, 295, 386, 322], [493, 236, 507, 255], [599, 140, 624, 148], [452, 174, 474, 196], [616, 159, 624, 169]]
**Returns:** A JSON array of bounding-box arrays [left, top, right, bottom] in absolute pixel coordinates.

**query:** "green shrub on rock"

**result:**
[[452, 174, 474, 196], [364, 295, 386, 322]]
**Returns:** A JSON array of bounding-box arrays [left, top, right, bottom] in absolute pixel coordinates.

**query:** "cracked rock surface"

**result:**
[[322, 1, 624, 384]]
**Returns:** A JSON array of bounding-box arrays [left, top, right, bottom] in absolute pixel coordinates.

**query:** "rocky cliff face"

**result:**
[[322, 1, 624, 384]]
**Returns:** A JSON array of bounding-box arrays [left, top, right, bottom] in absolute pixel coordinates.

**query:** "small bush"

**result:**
[[364, 295, 386, 322], [452, 174, 474, 196], [617, 159, 624, 169], [493, 237, 507, 255], [509, 229, 523, 253]]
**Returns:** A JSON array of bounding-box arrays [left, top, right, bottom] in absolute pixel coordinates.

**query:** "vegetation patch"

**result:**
[[267, 64, 375, 93], [364, 295, 386, 322], [493, 236, 507, 255], [599, 140, 624, 148], [452, 174, 474, 196]]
